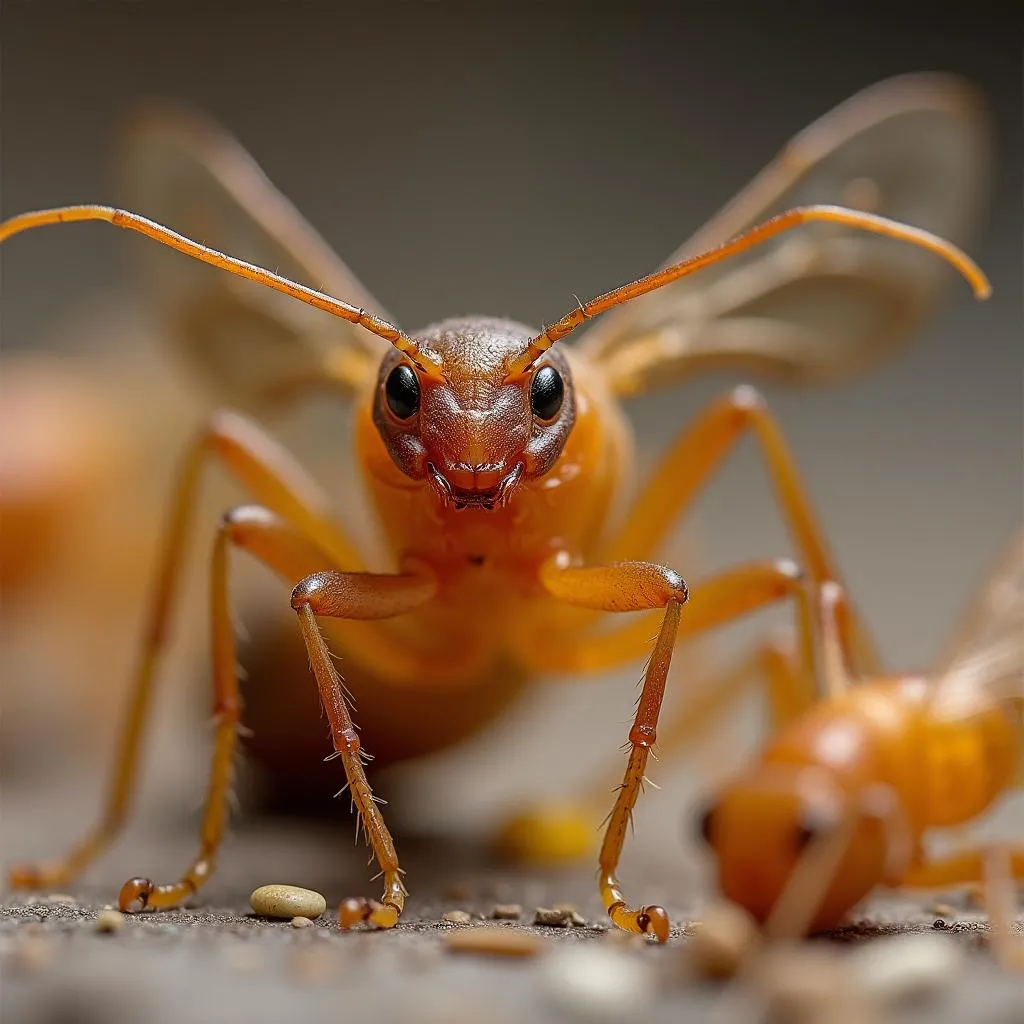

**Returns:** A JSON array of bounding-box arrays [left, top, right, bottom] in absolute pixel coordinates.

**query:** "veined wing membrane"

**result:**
[[928, 528, 1024, 725], [575, 74, 992, 397], [119, 105, 388, 409]]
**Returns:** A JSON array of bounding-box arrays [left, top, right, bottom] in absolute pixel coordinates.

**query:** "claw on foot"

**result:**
[[609, 900, 671, 943], [638, 905, 671, 943], [118, 877, 154, 913]]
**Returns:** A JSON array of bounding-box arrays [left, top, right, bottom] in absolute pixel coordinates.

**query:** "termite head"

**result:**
[[694, 766, 891, 934], [371, 317, 576, 511]]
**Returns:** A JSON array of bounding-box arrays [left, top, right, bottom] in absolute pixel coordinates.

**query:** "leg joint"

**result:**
[[290, 571, 330, 611], [220, 503, 276, 532], [663, 568, 689, 605], [727, 383, 766, 412]]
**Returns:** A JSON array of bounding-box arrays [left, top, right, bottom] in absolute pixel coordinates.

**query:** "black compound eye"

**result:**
[[530, 365, 564, 421], [385, 364, 420, 420]]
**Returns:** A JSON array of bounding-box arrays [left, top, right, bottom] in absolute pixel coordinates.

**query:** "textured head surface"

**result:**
[[371, 317, 576, 509]]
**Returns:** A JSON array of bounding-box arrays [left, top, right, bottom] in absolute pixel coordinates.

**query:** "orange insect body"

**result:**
[[349, 322, 630, 674], [702, 534, 1024, 939], [1, 76, 1002, 941], [709, 676, 1021, 931]]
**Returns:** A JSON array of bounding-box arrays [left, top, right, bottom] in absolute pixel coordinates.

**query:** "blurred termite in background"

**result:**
[[691, 526, 1023, 966], [0, 74, 996, 937]]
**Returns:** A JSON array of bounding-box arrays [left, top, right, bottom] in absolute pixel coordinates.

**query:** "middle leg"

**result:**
[[596, 384, 880, 676]]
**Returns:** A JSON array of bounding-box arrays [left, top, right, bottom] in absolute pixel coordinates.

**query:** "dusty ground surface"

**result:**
[[3, 807, 1023, 1024]]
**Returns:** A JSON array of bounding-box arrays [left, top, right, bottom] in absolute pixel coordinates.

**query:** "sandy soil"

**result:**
[[2, 803, 1022, 1024]]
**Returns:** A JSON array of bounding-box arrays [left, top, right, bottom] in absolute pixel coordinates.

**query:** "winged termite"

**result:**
[[694, 529, 1022, 962], [0, 74, 995, 941]]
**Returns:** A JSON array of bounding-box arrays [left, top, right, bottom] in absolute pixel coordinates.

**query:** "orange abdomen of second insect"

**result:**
[[710, 677, 1021, 932], [764, 676, 1021, 833]]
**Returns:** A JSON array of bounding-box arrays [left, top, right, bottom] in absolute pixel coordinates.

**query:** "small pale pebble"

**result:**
[[534, 906, 573, 927], [928, 901, 957, 917], [553, 902, 588, 926], [491, 903, 522, 920], [443, 909, 472, 925], [250, 884, 326, 920], [444, 926, 545, 958], [290, 916, 313, 929], [538, 944, 653, 1020], [848, 932, 964, 1004], [41, 893, 77, 905], [94, 909, 124, 934]]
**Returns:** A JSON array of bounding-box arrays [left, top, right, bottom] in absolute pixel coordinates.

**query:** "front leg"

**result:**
[[118, 506, 436, 927], [501, 558, 813, 870], [539, 553, 689, 942], [290, 567, 437, 930]]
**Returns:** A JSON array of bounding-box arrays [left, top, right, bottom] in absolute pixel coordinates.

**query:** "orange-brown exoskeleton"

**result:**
[[0, 74, 995, 941], [694, 528, 1023, 958]]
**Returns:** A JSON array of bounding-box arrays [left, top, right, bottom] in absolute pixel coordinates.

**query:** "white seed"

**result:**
[[443, 910, 472, 925], [539, 944, 653, 1020], [849, 932, 964, 1004], [250, 884, 326, 920], [94, 909, 124, 934], [290, 916, 313, 929]]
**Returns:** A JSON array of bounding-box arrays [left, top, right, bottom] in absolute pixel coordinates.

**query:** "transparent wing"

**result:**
[[118, 104, 388, 410], [574, 74, 993, 398], [928, 528, 1024, 723]]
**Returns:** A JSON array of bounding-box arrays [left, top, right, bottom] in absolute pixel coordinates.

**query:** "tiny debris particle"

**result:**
[[444, 926, 545, 958], [291, 916, 313, 929], [539, 944, 653, 1019], [94, 909, 125, 934], [443, 909, 473, 925], [250, 884, 326, 920], [687, 902, 760, 980], [491, 903, 523, 920]]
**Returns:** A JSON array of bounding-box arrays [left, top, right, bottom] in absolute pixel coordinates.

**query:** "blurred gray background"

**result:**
[[1, 4, 1021, 854]]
